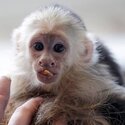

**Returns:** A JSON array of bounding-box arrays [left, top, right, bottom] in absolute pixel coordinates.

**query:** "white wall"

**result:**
[[0, 39, 13, 75]]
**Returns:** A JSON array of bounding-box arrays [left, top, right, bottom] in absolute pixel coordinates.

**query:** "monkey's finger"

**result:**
[[8, 97, 43, 125], [0, 76, 11, 121]]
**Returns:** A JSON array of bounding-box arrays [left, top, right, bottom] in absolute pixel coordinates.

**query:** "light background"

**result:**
[[0, 0, 125, 75]]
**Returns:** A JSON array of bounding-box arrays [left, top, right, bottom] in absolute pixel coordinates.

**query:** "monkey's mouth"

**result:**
[[40, 69, 54, 77], [37, 69, 57, 84]]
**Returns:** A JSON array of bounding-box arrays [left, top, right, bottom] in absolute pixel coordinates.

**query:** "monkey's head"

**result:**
[[12, 5, 93, 85]]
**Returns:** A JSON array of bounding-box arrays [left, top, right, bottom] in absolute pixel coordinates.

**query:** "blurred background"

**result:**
[[0, 0, 125, 75]]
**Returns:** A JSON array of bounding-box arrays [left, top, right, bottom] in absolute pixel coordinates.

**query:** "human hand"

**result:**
[[8, 97, 43, 125], [0, 76, 11, 121], [0, 76, 65, 125], [0, 76, 43, 125], [8, 98, 66, 125]]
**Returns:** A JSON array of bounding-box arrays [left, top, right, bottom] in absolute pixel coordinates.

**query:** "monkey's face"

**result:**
[[29, 33, 68, 84]]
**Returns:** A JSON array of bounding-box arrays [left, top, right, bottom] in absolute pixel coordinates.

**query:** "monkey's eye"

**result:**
[[53, 44, 65, 53], [33, 42, 44, 51]]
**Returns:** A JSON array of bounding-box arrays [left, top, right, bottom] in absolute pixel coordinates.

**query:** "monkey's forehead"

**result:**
[[39, 4, 86, 27], [22, 4, 86, 32]]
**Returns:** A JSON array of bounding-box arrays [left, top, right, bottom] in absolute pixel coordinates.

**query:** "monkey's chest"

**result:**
[[31, 94, 109, 125]]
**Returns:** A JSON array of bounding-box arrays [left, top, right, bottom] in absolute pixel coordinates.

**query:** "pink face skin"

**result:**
[[29, 34, 68, 84]]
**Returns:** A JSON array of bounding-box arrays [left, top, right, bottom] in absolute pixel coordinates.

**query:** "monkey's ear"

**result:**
[[83, 39, 93, 64], [12, 28, 21, 53]]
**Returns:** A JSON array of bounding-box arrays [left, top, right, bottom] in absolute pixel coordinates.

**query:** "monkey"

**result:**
[[2, 4, 125, 125]]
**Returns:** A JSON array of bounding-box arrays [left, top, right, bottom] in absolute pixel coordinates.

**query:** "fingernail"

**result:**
[[0, 76, 11, 83], [34, 97, 44, 104]]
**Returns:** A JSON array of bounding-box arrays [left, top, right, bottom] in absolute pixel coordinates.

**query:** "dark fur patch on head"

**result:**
[[96, 41, 124, 86]]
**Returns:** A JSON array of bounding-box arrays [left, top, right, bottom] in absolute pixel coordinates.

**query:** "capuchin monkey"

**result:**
[[2, 4, 125, 125]]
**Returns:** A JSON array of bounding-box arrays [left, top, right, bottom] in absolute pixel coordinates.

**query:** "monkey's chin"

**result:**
[[36, 72, 58, 84]]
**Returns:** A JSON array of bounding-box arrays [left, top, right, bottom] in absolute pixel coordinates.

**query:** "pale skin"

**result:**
[[0, 76, 65, 125]]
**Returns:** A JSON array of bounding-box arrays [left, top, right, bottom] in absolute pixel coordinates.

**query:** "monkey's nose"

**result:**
[[39, 60, 56, 68], [50, 62, 55, 67]]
